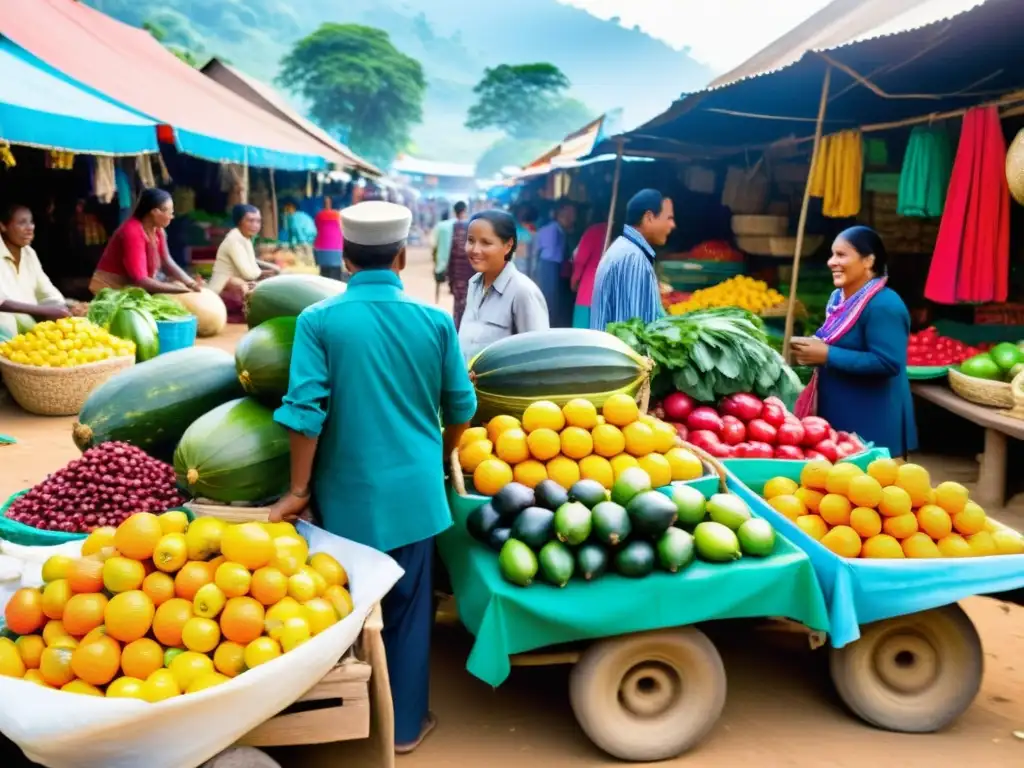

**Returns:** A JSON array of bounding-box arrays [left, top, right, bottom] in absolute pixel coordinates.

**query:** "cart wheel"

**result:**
[[568, 627, 726, 762], [829, 603, 983, 732]]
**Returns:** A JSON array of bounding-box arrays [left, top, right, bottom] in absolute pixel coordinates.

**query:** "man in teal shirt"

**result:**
[[270, 200, 476, 754]]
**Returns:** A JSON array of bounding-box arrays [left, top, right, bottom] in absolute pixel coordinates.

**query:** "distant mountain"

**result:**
[[85, 0, 715, 164]]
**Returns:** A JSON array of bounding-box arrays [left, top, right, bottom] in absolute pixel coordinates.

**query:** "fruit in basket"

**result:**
[[960, 353, 1004, 381], [667, 275, 785, 315], [466, 502, 502, 544], [244, 274, 345, 329], [737, 519, 776, 557], [554, 501, 592, 546], [591, 501, 631, 546], [706, 494, 753, 531], [234, 317, 297, 403], [5, 588, 45, 635], [511, 507, 556, 550], [0, 317, 135, 368], [906, 328, 978, 367]]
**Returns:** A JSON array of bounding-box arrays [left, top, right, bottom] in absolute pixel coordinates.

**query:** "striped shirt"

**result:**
[[589, 225, 663, 331]]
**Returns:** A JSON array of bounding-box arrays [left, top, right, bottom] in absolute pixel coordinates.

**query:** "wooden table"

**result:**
[[911, 383, 1024, 509]]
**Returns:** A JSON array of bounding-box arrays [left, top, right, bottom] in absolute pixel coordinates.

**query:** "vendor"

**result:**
[[208, 204, 280, 302], [459, 209, 549, 363], [0, 204, 72, 339], [791, 226, 918, 457], [89, 188, 201, 296]]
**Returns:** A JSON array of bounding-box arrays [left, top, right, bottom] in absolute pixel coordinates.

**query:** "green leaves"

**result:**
[[86, 287, 190, 329]]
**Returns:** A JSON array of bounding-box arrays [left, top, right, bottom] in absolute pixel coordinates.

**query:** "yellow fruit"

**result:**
[[602, 393, 639, 427], [878, 486, 912, 518], [308, 552, 347, 588], [280, 617, 312, 652], [952, 501, 987, 536], [323, 585, 354, 620], [41, 555, 73, 584], [882, 513, 919, 540], [936, 534, 972, 557], [992, 530, 1024, 555], [250, 567, 289, 606], [272, 535, 310, 576], [300, 565, 328, 596], [42, 619, 70, 647], [185, 517, 227, 561], [41, 579, 71, 620], [866, 458, 899, 487], [591, 424, 626, 458], [610, 453, 639, 479], [288, 571, 318, 602], [849, 507, 882, 538], [62, 680, 104, 697], [649, 420, 679, 453], [794, 488, 824, 514], [103, 556, 147, 593], [820, 526, 862, 558], [966, 531, 997, 557], [560, 426, 594, 460], [215, 562, 253, 598], [622, 422, 656, 457], [902, 533, 941, 558], [800, 461, 832, 491], [513, 459, 548, 488], [121, 638, 164, 680], [186, 672, 230, 694], [895, 464, 932, 507], [861, 534, 905, 559], [818, 494, 852, 527], [664, 447, 703, 482], [303, 598, 339, 635], [244, 637, 282, 669], [114, 512, 164, 561], [847, 475, 883, 508], [0, 638, 26, 678], [181, 617, 221, 653], [459, 439, 494, 472], [521, 401, 564, 433], [213, 641, 247, 678], [638, 453, 672, 488], [220, 596, 266, 645], [578, 455, 614, 489], [265, 597, 304, 641], [142, 669, 181, 702], [158, 510, 190, 535], [106, 677, 146, 698], [458, 427, 488, 449], [15, 635, 44, 669], [932, 481, 969, 515], [496, 428, 530, 464], [562, 398, 598, 429], [39, 646, 75, 687], [768, 495, 806, 521], [193, 583, 227, 619], [825, 463, 863, 496], [70, 635, 121, 686], [916, 505, 953, 540], [473, 458, 514, 496], [152, 533, 189, 573], [81, 526, 116, 557], [23, 669, 49, 687], [795, 515, 828, 541], [526, 428, 561, 461], [221, 522, 275, 571], [545, 456, 581, 490], [105, 590, 155, 643], [487, 414, 522, 443], [764, 477, 799, 500], [169, 650, 215, 690]]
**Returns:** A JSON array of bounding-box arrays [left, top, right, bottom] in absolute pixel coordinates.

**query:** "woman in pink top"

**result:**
[[571, 221, 608, 329], [314, 196, 345, 280]]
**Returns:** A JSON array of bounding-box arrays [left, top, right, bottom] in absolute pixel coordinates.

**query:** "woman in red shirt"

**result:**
[[89, 188, 200, 295]]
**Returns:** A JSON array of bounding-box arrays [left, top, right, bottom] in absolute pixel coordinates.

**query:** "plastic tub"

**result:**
[[156, 316, 198, 355]]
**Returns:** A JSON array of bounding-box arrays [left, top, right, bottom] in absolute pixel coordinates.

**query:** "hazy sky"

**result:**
[[562, 0, 835, 71]]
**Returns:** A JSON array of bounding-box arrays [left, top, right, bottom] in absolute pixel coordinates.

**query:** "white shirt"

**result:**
[[209, 228, 261, 294], [458, 262, 549, 363], [0, 239, 64, 338]]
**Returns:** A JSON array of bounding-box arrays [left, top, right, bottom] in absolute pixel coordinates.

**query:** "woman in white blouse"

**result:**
[[209, 204, 280, 302], [0, 204, 71, 340]]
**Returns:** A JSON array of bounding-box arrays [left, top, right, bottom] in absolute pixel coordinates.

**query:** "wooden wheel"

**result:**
[[829, 604, 983, 732], [568, 627, 726, 762]]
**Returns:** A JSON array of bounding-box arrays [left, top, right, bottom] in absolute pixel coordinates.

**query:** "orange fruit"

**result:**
[[193, 583, 227, 619], [563, 398, 599, 429], [800, 460, 832, 491], [80, 526, 116, 557], [473, 458, 514, 496], [168, 650, 215, 690], [458, 426, 488, 449], [15, 635, 45, 669], [250, 567, 289, 606], [818, 494, 853, 527], [105, 590, 155, 643], [121, 638, 164, 680], [882, 513, 919, 540], [40, 579, 71, 621], [22, 669, 49, 687], [967, 531, 997, 557], [41, 554, 73, 584], [38, 646, 75, 687], [42, 619, 71, 647], [526, 428, 561, 461], [849, 507, 882, 538], [142, 572, 176, 606], [861, 534, 905, 559], [902, 532, 941, 558], [219, 596, 265, 644], [115, 512, 164, 561], [795, 515, 829, 541], [70, 635, 121, 685], [767, 494, 806, 522], [560, 426, 594, 460], [323, 585, 354, 620], [545, 455, 581, 490], [664, 447, 703, 482], [49, 636, 79, 650], [142, 669, 181, 702], [933, 481, 969, 515], [185, 517, 227, 561], [62, 680, 104, 697], [601, 393, 639, 427], [513, 459, 548, 488], [68, 557, 105, 594], [649, 420, 679, 454], [152, 533, 189, 573], [916, 505, 953, 540], [152, 597, 193, 647], [158, 509, 190, 535], [578, 455, 614, 489], [458, 438, 493, 473], [764, 477, 799, 500], [936, 533, 972, 558], [953, 501, 987, 536], [106, 677, 146, 699], [80, 626, 109, 646], [308, 553, 347, 588], [0, 638, 26, 678], [182, 617, 221, 653], [243, 637, 281, 669], [866, 458, 899, 487], [895, 463, 931, 507], [487, 413, 524, 442], [215, 562, 253, 598], [794, 488, 824, 514], [62, 593, 109, 636], [303, 598, 339, 635], [213, 641, 247, 678], [825, 463, 863, 496], [847, 475, 883, 508], [521, 402, 564, 433], [187, 672, 231, 694], [820, 525, 862, 558], [638, 453, 672, 488], [103, 556, 146, 593], [622, 422, 656, 457], [591, 424, 626, 458], [221, 522, 275, 571], [496, 428, 531, 464], [878, 486, 912, 518], [175, 561, 214, 600]]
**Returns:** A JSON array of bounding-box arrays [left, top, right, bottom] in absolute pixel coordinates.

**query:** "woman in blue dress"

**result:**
[[791, 226, 918, 457]]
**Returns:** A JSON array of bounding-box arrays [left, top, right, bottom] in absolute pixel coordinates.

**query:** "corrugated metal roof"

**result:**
[[525, 114, 606, 169]]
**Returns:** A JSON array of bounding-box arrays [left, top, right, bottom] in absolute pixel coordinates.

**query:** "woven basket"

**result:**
[[998, 369, 1024, 421], [948, 368, 1014, 409], [0, 355, 135, 416]]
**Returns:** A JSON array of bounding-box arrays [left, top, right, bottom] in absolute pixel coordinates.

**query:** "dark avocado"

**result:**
[[569, 479, 607, 509], [576, 543, 609, 581], [510, 506, 556, 550], [626, 490, 679, 539], [591, 501, 631, 546], [534, 479, 570, 511], [538, 540, 575, 587], [657, 528, 696, 573], [492, 482, 536, 521], [466, 502, 502, 544], [614, 540, 656, 578], [487, 526, 513, 552]]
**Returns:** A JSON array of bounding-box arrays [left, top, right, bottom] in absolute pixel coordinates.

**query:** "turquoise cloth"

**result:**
[[280, 211, 318, 247], [897, 126, 953, 218], [572, 303, 590, 329], [274, 270, 477, 552]]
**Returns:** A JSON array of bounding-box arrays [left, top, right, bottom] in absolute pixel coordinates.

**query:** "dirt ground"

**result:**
[[1, 247, 1023, 767]]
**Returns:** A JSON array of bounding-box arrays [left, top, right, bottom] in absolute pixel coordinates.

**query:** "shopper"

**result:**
[[446, 201, 472, 328], [0, 204, 71, 339], [532, 199, 576, 327], [313, 196, 345, 281], [570, 219, 609, 329], [269, 201, 476, 755]]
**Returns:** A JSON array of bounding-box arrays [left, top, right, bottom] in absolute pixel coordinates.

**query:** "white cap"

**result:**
[[341, 201, 412, 246]]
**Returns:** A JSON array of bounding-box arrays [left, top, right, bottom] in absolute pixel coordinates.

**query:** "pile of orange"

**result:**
[[460, 394, 706, 494], [1, 511, 353, 700], [763, 458, 1024, 559]]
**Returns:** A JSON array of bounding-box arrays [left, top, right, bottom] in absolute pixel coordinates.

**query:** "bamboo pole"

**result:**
[[269, 169, 279, 241], [783, 66, 831, 361], [602, 140, 624, 254]]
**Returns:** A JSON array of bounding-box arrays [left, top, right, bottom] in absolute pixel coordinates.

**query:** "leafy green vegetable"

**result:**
[[87, 287, 190, 329]]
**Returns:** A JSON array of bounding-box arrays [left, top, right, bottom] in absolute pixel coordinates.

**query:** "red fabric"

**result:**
[[0, 0, 346, 163], [571, 222, 608, 307], [96, 219, 162, 281], [925, 106, 1009, 304]]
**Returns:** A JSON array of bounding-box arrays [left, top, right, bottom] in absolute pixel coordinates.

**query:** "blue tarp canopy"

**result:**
[[0, 37, 157, 155], [594, 0, 1024, 157]]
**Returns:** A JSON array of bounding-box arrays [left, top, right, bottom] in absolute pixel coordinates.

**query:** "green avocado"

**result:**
[[669, 484, 707, 528], [510, 506, 556, 550], [576, 544, 609, 581], [534, 479, 570, 512], [554, 501, 593, 546], [626, 490, 679, 539], [614, 540, 656, 578], [694, 521, 742, 563], [611, 466, 652, 507], [706, 493, 753, 531], [737, 518, 776, 557], [538, 540, 575, 587], [960, 353, 1004, 381], [591, 501, 631, 546], [569, 479, 607, 509], [466, 502, 502, 544], [657, 528, 696, 573], [989, 342, 1024, 373], [499, 539, 539, 587]]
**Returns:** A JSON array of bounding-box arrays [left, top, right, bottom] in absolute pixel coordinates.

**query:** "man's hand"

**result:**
[[269, 491, 310, 523]]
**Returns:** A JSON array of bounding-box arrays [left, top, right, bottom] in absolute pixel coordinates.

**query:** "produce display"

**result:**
[[0, 318, 134, 368], [609, 308, 801, 406], [235, 317, 296, 403], [469, 329, 652, 423], [461, 395, 706, 496], [957, 341, 1024, 382], [655, 391, 864, 460], [666, 275, 785, 315], [762, 458, 1024, 558], [686, 241, 744, 263], [244, 274, 345, 329], [905, 327, 988, 368], [170, 288, 228, 338], [87, 287, 195, 362], [466, 469, 776, 587], [5, 443, 183, 534], [1, 512, 353, 699], [73, 347, 245, 463]]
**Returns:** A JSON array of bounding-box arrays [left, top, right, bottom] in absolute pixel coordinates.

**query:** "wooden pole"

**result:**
[[783, 66, 831, 361], [269, 169, 279, 241], [602, 140, 624, 254]]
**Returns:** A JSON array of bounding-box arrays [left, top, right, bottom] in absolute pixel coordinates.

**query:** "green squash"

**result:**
[[244, 274, 344, 329], [235, 317, 296, 403]]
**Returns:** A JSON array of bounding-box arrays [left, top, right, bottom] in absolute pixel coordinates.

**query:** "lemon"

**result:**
[[522, 401, 565, 433], [186, 672, 230, 694], [495, 428, 530, 464], [609, 453, 639, 479], [546, 456, 581, 490], [592, 424, 626, 458], [562, 398, 598, 429], [664, 447, 703, 481], [473, 458, 513, 496], [244, 637, 282, 668], [526, 428, 561, 461], [193, 583, 227, 619], [185, 517, 227, 561], [602, 393, 639, 426], [513, 460, 548, 488], [649, 420, 678, 453], [486, 414, 521, 444], [459, 439, 494, 473], [169, 650, 215, 690], [622, 422, 656, 457], [559, 426, 594, 460], [578, 455, 614, 489], [458, 427, 488, 449], [638, 453, 672, 488], [280, 617, 312, 652]]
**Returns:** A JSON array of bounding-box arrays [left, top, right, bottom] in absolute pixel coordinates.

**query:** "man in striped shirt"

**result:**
[[590, 189, 676, 331]]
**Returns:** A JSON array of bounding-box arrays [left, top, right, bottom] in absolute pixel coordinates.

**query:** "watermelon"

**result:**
[[108, 307, 159, 362], [174, 397, 291, 503], [235, 317, 296, 402], [470, 329, 652, 422], [244, 274, 344, 328], [73, 347, 244, 462]]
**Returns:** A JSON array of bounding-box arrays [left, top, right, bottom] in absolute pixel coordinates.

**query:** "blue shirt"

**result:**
[[589, 225, 663, 331], [532, 220, 567, 264], [280, 211, 317, 247], [274, 270, 477, 552]]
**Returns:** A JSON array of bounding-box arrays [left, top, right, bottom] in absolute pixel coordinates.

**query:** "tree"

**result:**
[[466, 63, 594, 141], [279, 24, 426, 167], [143, 20, 204, 67]]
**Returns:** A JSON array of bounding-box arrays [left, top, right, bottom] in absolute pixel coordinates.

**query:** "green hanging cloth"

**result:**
[[898, 125, 954, 218]]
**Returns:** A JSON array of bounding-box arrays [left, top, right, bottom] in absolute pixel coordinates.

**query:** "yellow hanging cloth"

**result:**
[[807, 130, 863, 217]]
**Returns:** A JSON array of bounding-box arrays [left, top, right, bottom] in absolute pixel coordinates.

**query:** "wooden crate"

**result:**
[[185, 500, 272, 523]]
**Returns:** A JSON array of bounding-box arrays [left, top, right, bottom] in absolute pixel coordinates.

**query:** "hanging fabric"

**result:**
[[136, 155, 156, 188], [897, 125, 953, 218], [156, 153, 171, 185], [924, 106, 1009, 304], [92, 156, 116, 204], [808, 130, 863, 218], [721, 163, 768, 214]]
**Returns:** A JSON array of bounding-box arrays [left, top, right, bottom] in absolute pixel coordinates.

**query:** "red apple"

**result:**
[[745, 441, 775, 459], [719, 393, 763, 422], [664, 392, 695, 422], [800, 418, 829, 447], [804, 450, 826, 461], [687, 430, 722, 452], [747, 419, 778, 445], [720, 415, 747, 445], [686, 407, 724, 435], [776, 421, 806, 447], [775, 445, 805, 460], [761, 401, 786, 428], [815, 439, 839, 463]]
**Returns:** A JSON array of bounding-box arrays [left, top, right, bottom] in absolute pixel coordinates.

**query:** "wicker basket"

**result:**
[[731, 215, 788, 237], [0, 355, 134, 416], [948, 368, 1014, 409], [999, 369, 1024, 421]]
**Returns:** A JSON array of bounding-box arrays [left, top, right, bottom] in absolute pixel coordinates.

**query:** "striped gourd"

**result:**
[[469, 329, 653, 423]]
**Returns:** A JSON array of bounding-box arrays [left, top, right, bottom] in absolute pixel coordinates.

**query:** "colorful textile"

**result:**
[[571, 222, 608, 307], [808, 130, 863, 218], [897, 126, 953, 218], [94, 218, 163, 282], [589, 225, 662, 331], [313, 209, 343, 251], [572, 303, 591, 329]]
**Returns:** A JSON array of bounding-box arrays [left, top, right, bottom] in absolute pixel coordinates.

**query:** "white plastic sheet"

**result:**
[[0, 521, 403, 768]]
